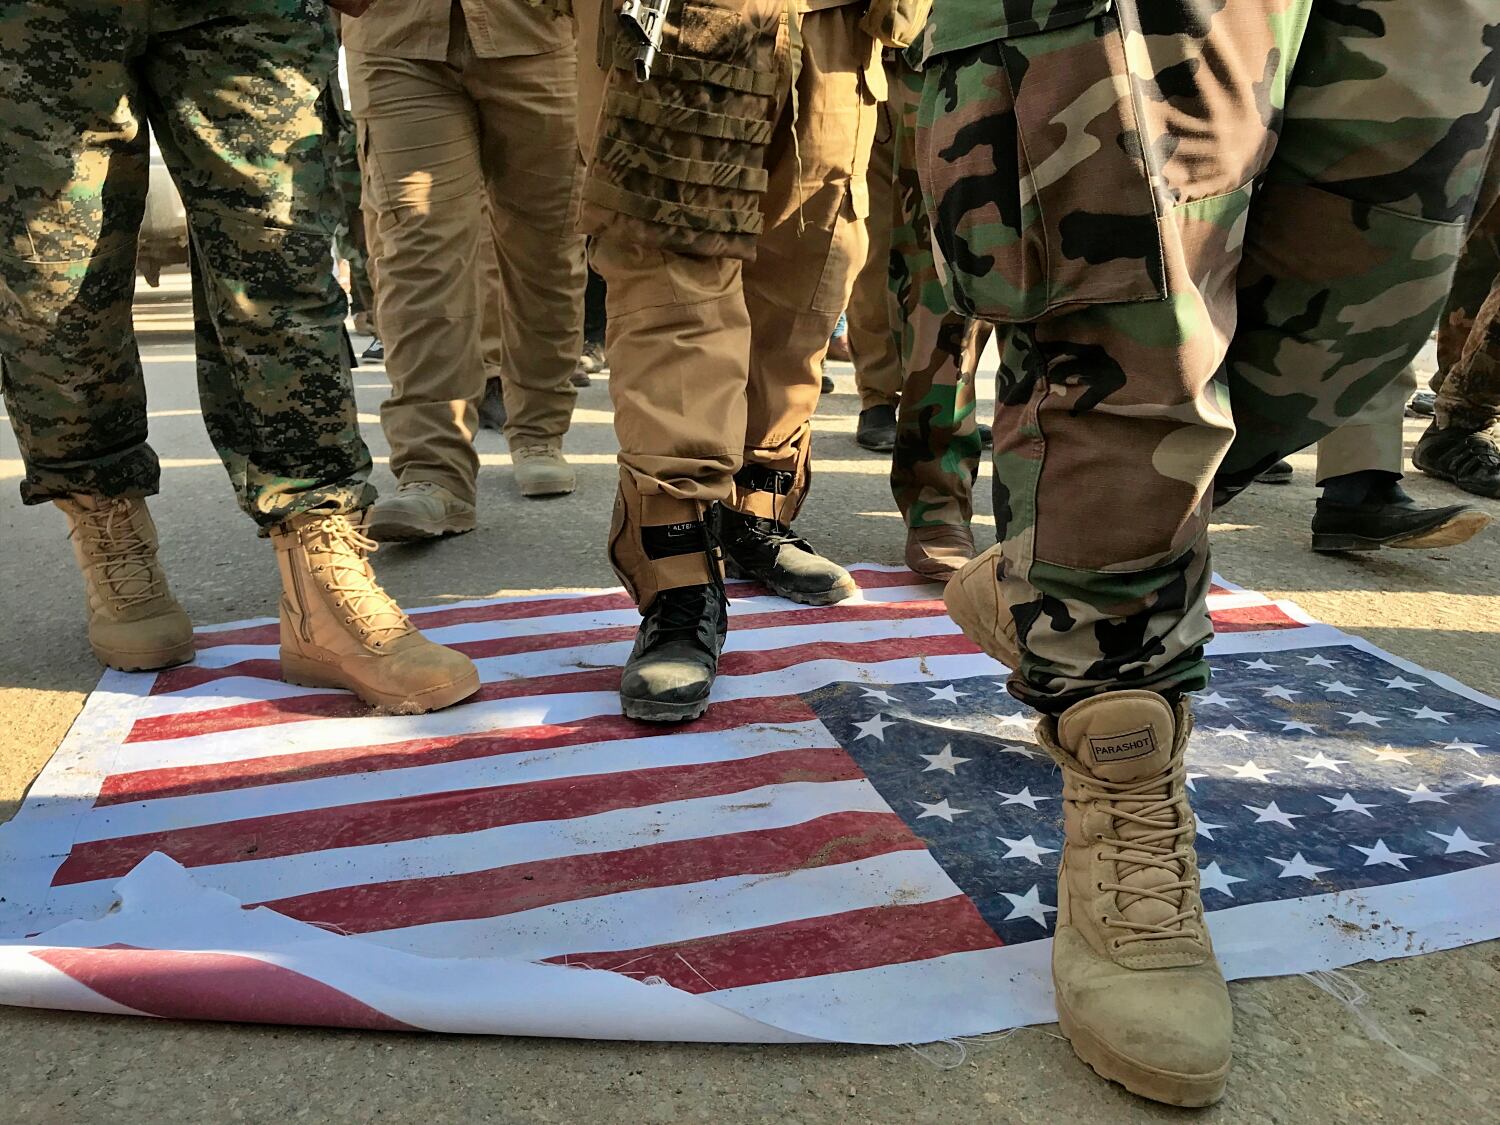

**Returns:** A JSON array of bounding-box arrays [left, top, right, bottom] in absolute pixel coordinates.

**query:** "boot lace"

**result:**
[[72, 500, 166, 611], [1074, 762, 1200, 948], [302, 514, 412, 647]]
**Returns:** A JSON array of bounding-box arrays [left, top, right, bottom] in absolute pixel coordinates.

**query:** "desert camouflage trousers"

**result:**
[[917, 0, 1500, 712], [0, 0, 373, 528], [577, 0, 880, 608], [1433, 153, 1500, 434]]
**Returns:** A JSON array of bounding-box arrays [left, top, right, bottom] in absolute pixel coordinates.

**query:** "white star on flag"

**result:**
[[998, 743, 1042, 759], [852, 714, 895, 742], [1296, 751, 1348, 773], [1380, 676, 1423, 691], [1427, 826, 1492, 856], [1000, 885, 1057, 928], [1262, 685, 1302, 702], [1321, 792, 1379, 817], [1364, 745, 1413, 765], [1351, 839, 1415, 869], [1279, 720, 1318, 735], [927, 684, 969, 705], [1338, 711, 1391, 727], [1192, 691, 1238, 708], [918, 745, 970, 775], [1269, 853, 1332, 880], [1195, 814, 1227, 841], [860, 688, 899, 705], [1242, 659, 1280, 672], [998, 835, 1057, 865], [1199, 862, 1247, 897], [1302, 654, 1339, 668], [996, 787, 1051, 810], [1404, 706, 1454, 724], [914, 799, 969, 823], [1467, 772, 1500, 787], [1244, 801, 1303, 828], [1395, 783, 1451, 805], [1440, 740, 1486, 758], [1319, 680, 1361, 697], [1211, 725, 1254, 742], [1185, 771, 1209, 792], [997, 712, 1034, 730], [1227, 760, 1279, 783]]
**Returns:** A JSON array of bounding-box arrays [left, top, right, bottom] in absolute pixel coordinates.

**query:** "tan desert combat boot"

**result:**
[[55, 495, 195, 672], [1039, 690, 1232, 1106], [905, 524, 976, 583], [512, 440, 577, 498], [272, 511, 480, 713], [942, 543, 1021, 669], [366, 480, 477, 542]]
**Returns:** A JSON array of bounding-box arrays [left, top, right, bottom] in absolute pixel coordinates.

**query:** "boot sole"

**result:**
[[855, 435, 895, 453], [943, 571, 1020, 670], [519, 480, 577, 499], [366, 513, 477, 542], [281, 652, 481, 714], [94, 638, 197, 674], [1311, 509, 1491, 553], [620, 693, 712, 723], [1056, 995, 1229, 1108], [723, 562, 858, 606]]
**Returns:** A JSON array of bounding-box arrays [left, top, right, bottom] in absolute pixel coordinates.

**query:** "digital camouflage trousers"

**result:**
[[0, 0, 373, 528], [914, 0, 1500, 712]]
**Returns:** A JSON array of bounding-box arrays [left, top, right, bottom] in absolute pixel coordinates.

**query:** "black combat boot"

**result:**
[[855, 404, 897, 452], [715, 503, 857, 605], [620, 583, 728, 722], [1413, 424, 1500, 499]]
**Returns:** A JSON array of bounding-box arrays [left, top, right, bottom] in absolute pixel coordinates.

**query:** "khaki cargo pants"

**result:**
[[577, 0, 881, 608]]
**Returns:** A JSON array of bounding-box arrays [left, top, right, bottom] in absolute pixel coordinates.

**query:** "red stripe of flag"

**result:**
[[54, 745, 863, 886], [125, 632, 979, 744], [34, 946, 416, 1031], [1211, 604, 1302, 632], [192, 569, 932, 650], [97, 695, 818, 808], [258, 810, 922, 935], [155, 600, 949, 696], [545, 895, 1002, 993]]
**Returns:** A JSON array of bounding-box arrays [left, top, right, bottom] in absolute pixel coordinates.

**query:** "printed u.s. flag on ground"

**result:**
[[1, 567, 1497, 1044]]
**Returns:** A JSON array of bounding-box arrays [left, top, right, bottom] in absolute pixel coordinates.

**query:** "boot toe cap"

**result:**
[[90, 609, 195, 670], [620, 659, 714, 706]]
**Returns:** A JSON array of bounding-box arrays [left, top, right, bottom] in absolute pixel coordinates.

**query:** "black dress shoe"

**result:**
[[1406, 390, 1437, 418], [1256, 459, 1293, 484], [821, 372, 836, 395], [361, 337, 385, 362], [1310, 496, 1491, 553], [1413, 424, 1500, 499], [856, 405, 897, 452]]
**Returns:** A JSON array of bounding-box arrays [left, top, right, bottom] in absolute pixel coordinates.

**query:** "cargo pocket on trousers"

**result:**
[[914, 1, 1166, 322]]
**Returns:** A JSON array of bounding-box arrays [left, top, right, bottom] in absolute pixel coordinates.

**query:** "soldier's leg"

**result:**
[[1310, 364, 1490, 549], [1416, 181, 1500, 497], [0, 3, 156, 506], [847, 91, 903, 428], [886, 59, 985, 579], [1217, 3, 1500, 491], [142, 2, 477, 713], [577, 0, 781, 719], [722, 4, 878, 603], [468, 43, 587, 496], [345, 38, 485, 516], [0, 1, 196, 672]]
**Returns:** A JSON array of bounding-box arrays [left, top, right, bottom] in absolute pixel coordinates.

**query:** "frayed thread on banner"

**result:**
[[903, 1029, 1020, 1070], [1300, 969, 1438, 1078]]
